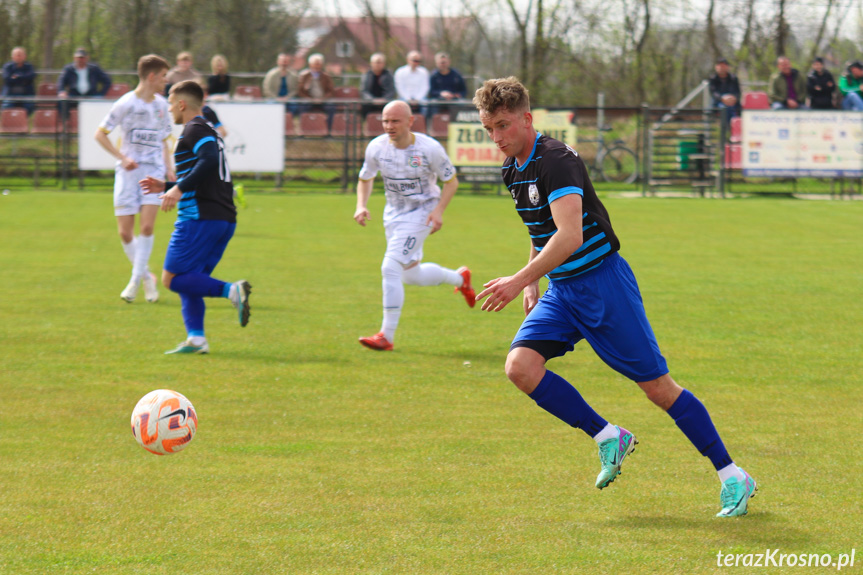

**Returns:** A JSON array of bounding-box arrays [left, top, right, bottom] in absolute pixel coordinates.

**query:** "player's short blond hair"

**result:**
[[170, 80, 204, 107], [473, 77, 530, 115], [137, 54, 169, 80]]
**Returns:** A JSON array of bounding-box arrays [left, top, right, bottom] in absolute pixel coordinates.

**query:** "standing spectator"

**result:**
[[207, 54, 230, 99], [2, 47, 37, 115], [57, 48, 111, 100], [768, 56, 807, 109], [838, 61, 863, 111], [806, 57, 836, 109], [296, 53, 335, 115], [262, 53, 298, 101], [165, 52, 202, 95], [360, 52, 396, 117], [394, 50, 429, 112], [708, 57, 740, 120], [428, 52, 467, 110]]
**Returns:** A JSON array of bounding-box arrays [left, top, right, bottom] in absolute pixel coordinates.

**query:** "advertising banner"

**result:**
[[742, 110, 863, 177], [78, 101, 285, 172]]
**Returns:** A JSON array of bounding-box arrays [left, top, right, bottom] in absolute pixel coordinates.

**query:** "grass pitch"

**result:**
[[0, 190, 861, 574]]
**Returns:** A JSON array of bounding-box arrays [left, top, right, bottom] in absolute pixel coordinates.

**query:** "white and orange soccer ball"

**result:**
[[131, 389, 198, 455]]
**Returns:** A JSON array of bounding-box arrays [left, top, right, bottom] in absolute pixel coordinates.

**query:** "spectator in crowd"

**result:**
[[428, 52, 467, 111], [297, 53, 334, 108], [297, 53, 335, 118], [262, 53, 298, 101], [838, 60, 863, 111], [806, 57, 836, 109], [165, 52, 202, 95], [207, 54, 231, 99], [394, 50, 429, 112], [708, 57, 740, 120], [360, 52, 396, 117], [57, 48, 111, 116], [768, 56, 807, 109], [2, 47, 37, 115]]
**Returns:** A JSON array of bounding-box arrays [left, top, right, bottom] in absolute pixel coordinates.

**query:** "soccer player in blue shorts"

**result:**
[[140, 80, 250, 355], [473, 77, 757, 517]]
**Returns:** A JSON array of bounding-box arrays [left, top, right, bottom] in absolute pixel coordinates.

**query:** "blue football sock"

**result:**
[[528, 370, 608, 437], [667, 389, 733, 470], [170, 272, 228, 298], [179, 293, 206, 336]]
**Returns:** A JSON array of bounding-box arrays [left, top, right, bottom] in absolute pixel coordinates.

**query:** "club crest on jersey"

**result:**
[[409, 155, 422, 168], [528, 184, 540, 205]]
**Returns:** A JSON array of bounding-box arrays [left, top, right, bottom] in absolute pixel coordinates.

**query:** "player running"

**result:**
[[473, 77, 757, 517], [95, 54, 174, 303], [353, 100, 475, 351], [140, 80, 250, 355]]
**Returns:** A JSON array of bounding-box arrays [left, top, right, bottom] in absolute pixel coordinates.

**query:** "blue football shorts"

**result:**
[[163, 219, 236, 276], [511, 252, 669, 382]]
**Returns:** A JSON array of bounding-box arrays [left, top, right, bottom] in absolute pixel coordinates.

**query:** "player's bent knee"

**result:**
[[505, 348, 546, 394], [381, 257, 403, 279], [637, 374, 682, 411], [161, 270, 175, 290]]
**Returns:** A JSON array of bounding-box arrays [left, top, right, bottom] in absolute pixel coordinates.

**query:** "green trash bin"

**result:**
[[678, 141, 699, 170]]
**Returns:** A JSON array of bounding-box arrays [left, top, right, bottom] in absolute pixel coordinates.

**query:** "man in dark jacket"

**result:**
[[57, 48, 111, 99], [708, 58, 741, 120], [806, 57, 836, 109], [2, 47, 37, 114], [360, 53, 396, 117]]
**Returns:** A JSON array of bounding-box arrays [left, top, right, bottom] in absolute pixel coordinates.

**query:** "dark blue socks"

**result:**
[[667, 389, 733, 470], [170, 272, 229, 338], [528, 370, 608, 437]]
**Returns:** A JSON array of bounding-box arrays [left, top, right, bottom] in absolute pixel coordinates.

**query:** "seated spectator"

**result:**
[[394, 50, 429, 112], [839, 60, 863, 111], [262, 53, 298, 101], [428, 52, 466, 102], [807, 57, 836, 109], [768, 56, 807, 109], [2, 47, 36, 115], [360, 52, 396, 117], [207, 54, 230, 99], [708, 57, 740, 120], [57, 48, 111, 116], [297, 53, 335, 116], [165, 51, 202, 95]]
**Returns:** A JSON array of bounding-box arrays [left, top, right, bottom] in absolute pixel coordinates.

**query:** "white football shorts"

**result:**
[[384, 220, 433, 266], [113, 162, 164, 216]]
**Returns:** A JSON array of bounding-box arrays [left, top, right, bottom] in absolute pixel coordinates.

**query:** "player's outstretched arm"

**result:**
[[426, 176, 458, 234], [476, 194, 584, 312], [354, 178, 374, 226], [139, 176, 166, 195]]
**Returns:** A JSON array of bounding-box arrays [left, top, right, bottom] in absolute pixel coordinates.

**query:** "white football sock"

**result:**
[[122, 237, 137, 266], [133, 234, 154, 282], [717, 463, 745, 483], [593, 423, 619, 443], [402, 263, 463, 287], [188, 335, 207, 346], [380, 257, 404, 342]]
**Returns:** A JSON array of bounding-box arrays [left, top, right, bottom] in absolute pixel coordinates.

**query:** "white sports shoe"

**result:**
[[142, 272, 159, 303], [120, 278, 139, 303]]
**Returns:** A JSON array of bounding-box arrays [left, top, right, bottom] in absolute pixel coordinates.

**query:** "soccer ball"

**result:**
[[131, 389, 198, 455]]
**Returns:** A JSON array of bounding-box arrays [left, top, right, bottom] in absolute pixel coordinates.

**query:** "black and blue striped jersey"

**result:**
[[502, 133, 619, 281], [173, 116, 236, 223]]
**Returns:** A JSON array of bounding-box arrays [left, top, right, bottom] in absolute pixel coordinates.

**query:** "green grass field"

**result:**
[[1, 190, 861, 574]]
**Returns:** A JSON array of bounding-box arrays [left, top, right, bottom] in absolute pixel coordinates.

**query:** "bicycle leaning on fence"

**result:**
[[578, 126, 639, 184]]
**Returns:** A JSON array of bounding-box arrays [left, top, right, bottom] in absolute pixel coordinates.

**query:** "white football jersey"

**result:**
[[359, 132, 457, 224], [99, 91, 172, 168]]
